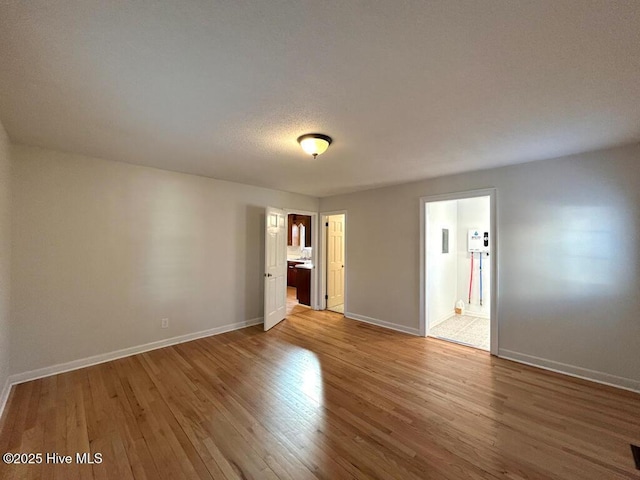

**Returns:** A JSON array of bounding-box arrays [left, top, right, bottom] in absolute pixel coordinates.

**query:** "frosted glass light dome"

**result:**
[[297, 134, 332, 159]]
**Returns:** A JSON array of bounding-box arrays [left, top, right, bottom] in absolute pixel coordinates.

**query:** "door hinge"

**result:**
[[325, 294, 328, 300], [325, 222, 329, 227]]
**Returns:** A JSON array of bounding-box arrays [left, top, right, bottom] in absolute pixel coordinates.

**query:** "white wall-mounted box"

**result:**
[[468, 228, 489, 252]]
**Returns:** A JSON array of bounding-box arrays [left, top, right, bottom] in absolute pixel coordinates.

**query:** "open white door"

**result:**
[[264, 207, 287, 331], [327, 214, 345, 309]]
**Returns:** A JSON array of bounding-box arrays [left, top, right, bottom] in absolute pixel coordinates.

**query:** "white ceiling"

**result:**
[[1, 1, 639, 197]]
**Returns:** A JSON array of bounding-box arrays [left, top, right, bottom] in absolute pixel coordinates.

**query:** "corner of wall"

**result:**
[[0, 119, 12, 419]]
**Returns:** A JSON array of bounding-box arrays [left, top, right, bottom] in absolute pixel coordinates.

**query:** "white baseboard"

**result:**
[[428, 311, 454, 328], [464, 310, 490, 319], [345, 312, 421, 336], [498, 349, 640, 394], [1, 317, 263, 418]]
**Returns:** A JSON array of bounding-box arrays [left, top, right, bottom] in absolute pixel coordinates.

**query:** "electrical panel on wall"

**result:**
[[468, 229, 489, 253]]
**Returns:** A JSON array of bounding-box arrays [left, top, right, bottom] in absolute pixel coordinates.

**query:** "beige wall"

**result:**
[[7, 141, 640, 391], [320, 144, 640, 390], [0, 120, 10, 402], [11, 145, 318, 375]]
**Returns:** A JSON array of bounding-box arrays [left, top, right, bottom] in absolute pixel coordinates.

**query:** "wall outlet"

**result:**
[[161, 318, 169, 329]]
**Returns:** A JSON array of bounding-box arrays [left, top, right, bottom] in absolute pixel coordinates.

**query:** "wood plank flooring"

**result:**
[[1, 310, 639, 479]]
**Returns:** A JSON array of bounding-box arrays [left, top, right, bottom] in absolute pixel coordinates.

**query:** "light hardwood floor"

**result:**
[[286, 286, 305, 315], [1, 310, 639, 479]]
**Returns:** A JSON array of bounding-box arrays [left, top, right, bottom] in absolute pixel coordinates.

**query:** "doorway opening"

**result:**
[[420, 190, 497, 353], [321, 213, 346, 314], [285, 210, 317, 315]]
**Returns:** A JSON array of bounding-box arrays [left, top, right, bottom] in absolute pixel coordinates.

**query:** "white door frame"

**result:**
[[319, 210, 347, 311], [285, 208, 320, 310], [419, 188, 498, 355]]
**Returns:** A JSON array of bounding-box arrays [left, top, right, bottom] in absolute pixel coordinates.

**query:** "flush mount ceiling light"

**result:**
[[297, 133, 332, 159]]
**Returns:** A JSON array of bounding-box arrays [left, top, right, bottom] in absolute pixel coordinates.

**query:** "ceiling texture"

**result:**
[[1, 1, 639, 197]]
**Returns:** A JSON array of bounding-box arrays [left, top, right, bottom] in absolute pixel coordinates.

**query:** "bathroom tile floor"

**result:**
[[430, 314, 490, 350]]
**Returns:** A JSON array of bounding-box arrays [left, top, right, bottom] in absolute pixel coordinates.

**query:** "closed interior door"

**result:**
[[327, 214, 345, 309], [264, 207, 287, 330]]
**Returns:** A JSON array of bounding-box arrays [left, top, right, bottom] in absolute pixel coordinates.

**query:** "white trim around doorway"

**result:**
[[419, 188, 498, 355]]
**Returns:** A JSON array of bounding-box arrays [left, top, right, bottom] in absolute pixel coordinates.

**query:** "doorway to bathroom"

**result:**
[[420, 189, 497, 353]]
